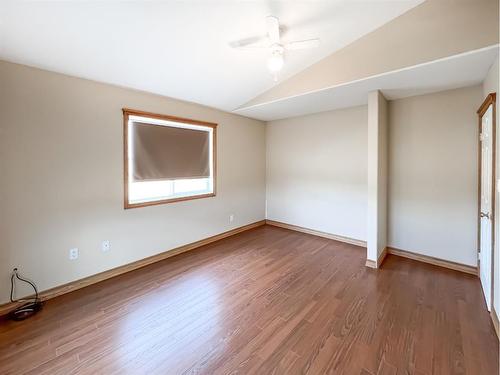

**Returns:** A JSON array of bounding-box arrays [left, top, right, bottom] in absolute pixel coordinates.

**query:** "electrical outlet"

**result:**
[[69, 248, 79, 260], [229, 214, 234, 223], [101, 240, 110, 252]]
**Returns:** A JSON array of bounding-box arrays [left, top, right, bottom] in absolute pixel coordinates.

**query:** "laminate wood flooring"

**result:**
[[0, 225, 497, 374]]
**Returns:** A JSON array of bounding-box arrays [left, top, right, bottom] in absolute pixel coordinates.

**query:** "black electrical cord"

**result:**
[[8, 268, 43, 321]]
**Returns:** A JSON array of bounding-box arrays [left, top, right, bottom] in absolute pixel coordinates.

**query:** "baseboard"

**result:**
[[378, 247, 388, 267], [0, 220, 266, 317], [264, 221, 477, 276], [365, 247, 388, 269], [492, 306, 500, 340], [265, 220, 366, 247], [387, 247, 477, 275]]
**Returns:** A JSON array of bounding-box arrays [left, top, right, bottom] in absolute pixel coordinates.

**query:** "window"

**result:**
[[123, 108, 216, 208]]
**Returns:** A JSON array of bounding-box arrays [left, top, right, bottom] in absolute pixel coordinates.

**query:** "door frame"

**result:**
[[477, 92, 497, 309]]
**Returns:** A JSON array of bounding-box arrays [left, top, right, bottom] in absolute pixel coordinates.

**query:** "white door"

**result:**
[[479, 105, 493, 311]]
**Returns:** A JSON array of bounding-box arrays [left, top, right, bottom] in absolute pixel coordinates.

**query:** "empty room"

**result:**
[[0, 0, 499, 374]]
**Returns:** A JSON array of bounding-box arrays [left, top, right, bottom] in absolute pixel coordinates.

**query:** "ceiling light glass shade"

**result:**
[[267, 53, 284, 73]]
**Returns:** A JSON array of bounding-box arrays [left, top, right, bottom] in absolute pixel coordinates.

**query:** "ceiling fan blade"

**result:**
[[229, 36, 270, 49], [266, 16, 280, 44], [284, 38, 320, 50]]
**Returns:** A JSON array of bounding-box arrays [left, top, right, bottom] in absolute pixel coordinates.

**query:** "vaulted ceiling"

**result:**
[[235, 0, 499, 120], [0, 0, 424, 112]]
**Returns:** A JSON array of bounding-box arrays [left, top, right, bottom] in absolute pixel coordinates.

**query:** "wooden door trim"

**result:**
[[477, 92, 497, 309]]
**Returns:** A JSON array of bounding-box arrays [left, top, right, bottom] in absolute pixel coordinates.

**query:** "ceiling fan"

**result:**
[[230, 16, 320, 80]]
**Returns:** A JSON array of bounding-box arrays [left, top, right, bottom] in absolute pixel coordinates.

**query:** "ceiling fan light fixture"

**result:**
[[267, 51, 284, 73], [230, 15, 319, 80]]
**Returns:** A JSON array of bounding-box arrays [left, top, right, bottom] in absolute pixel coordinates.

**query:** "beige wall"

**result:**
[[0, 58, 489, 305], [367, 91, 388, 264], [266, 106, 368, 241], [388, 86, 483, 266], [482, 56, 499, 315], [0, 61, 266, 304], [243, 0, 498, 108], [266, 85, 482, 267]]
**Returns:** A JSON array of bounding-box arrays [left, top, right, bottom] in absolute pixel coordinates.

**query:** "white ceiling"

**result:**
[[0, 1, 423, 112], [234, 45, 499, 121]]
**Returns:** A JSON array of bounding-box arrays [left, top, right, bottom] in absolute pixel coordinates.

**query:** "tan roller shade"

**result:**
[[132, 122, 211, 181]]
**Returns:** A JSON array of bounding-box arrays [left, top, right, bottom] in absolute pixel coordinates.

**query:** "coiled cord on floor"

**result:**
[[8, 268, 42, 321]]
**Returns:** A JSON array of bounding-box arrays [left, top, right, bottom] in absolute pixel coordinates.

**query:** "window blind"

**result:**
[[132, 121, 210, 181]]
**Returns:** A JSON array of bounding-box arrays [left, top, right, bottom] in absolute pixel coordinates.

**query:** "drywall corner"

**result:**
[[367, 90, 388, 266]]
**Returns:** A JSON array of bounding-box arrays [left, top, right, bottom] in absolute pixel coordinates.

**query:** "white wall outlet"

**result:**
[[101, 240, 110, 252], [69, 248, 79, 260], [229, 214, 234, 223]]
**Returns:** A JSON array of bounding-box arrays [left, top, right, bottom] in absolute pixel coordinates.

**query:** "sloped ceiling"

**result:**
[[0, 0, 423, 112], [239, 0, 499, 113], [235, 46, 499, 121]]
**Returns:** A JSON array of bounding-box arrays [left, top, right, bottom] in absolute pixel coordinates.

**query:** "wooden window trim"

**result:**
[[476, 93, 496, 309], [123, 108, 217, 209]]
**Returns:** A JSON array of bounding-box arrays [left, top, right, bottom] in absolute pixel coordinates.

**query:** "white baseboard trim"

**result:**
[[365, 247, 388, 269]]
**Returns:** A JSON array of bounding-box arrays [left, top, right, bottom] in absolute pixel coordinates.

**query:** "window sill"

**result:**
[[124, 192, 216, 209]]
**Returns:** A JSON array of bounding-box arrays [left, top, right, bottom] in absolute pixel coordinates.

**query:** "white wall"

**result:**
[[388, 86, 483, 266], [482, 56, 499, 315], [0, 61, 266, 304], [367, 91, 388, 264], [266, 106, 368, 241]]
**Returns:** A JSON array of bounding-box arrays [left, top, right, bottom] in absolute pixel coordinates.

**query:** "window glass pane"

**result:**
[[128, 177, 213, 204], [174, 178, 209, 194], [129, 180, 174, 203]]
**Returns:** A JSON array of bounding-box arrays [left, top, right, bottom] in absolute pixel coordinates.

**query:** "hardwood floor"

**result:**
[[0, 225, 497, 374]]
